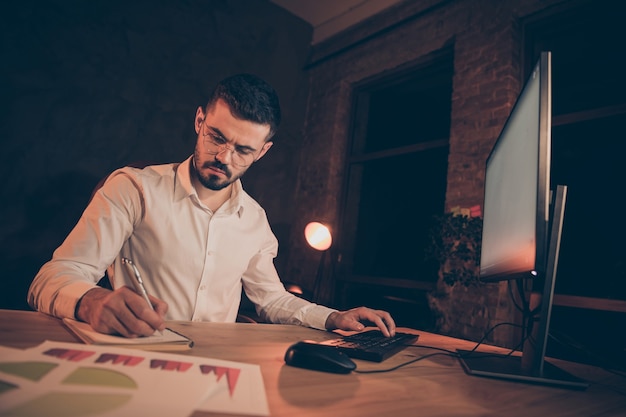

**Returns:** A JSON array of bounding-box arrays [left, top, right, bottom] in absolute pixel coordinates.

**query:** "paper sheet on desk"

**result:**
[[194, 359, 269, 416], [0, 340, 269, 417]]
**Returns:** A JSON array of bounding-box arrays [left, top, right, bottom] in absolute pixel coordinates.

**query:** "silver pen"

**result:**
[[122, 257, 154, 309], [122, 257, 163, 335]]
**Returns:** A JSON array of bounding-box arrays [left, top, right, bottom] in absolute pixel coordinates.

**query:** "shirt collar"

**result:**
[[175, 157, 195, 202], [221, 179, 245, 217], [176, 156, 245, 217]]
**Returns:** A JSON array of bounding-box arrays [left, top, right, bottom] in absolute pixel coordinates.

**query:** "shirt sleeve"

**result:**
[[240, 220, 337, 330], [253, 287, 337, 330], [27, 170, 142, 319]]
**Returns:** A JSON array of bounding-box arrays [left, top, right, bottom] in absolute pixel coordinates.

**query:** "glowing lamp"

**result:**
[[304, 222, 332, 251]]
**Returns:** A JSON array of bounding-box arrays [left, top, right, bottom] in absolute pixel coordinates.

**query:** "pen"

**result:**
[[122, 257, 163, 335], [122, 257, 153, 309]]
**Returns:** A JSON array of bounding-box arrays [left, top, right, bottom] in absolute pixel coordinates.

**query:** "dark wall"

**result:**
[[0, 0, 312, 310]]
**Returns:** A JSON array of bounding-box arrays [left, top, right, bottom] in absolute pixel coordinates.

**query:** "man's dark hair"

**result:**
[[206, 73, 281, 140]]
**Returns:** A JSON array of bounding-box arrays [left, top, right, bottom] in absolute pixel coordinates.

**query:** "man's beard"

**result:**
[[192, 151, 242, 191]]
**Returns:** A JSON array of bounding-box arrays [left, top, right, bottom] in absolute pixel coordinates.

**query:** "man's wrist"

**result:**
[[74, 287, 106, 322], [325, 311, 339, 330]]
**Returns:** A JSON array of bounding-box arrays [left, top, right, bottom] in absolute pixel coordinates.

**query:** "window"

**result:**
[[525, 3, 626, 300], [335, 50, 453, 328], [524, 1, 626, 366]]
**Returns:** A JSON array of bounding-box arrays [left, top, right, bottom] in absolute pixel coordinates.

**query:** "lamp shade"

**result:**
[[304, 222, 332, 251]]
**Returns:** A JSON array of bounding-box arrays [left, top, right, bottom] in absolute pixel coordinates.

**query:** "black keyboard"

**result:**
[[321, 330, 419, 362]]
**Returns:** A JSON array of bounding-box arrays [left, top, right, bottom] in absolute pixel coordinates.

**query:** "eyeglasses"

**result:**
[[201, 123, 259, 168]]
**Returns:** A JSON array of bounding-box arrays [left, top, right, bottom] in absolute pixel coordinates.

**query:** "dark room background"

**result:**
[[1, 0, 312, 311], [2, 0, 625, 369]]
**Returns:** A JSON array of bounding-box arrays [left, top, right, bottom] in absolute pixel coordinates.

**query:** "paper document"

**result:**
[[62, 318, 194, 351]]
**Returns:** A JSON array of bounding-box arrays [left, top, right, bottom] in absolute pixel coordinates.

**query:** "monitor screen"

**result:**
[[479, 52, 551, 282]]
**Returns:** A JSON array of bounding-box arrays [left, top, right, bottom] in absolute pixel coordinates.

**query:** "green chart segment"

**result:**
[[0, 361, 137, 417]]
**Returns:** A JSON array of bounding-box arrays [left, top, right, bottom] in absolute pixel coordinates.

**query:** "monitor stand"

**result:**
[[458, 186, 588, 390], [457, 349, 587, 389]]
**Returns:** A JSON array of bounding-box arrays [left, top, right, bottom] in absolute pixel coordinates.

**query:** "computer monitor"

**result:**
[[457, 51, 587, 389], [478, 53, 551, 283]]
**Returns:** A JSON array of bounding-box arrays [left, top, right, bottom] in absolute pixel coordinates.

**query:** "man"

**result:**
[[28, 73, 396, 338]]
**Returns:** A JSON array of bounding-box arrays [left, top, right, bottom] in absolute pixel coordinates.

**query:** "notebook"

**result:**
[[62, 318, 194, 351]]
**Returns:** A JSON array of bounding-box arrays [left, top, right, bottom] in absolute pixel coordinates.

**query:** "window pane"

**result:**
[[552, 113, 626, 299], [351, 147, 448, 280], [527, 3, 626, 115], [362, 67, 452, 153]]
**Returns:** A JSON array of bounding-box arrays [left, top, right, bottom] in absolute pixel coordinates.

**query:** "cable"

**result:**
[[509, 279, 528, 314], [353, 345, 459, 374], [352, 326, 527, 375], [463, 321, 525, 355]]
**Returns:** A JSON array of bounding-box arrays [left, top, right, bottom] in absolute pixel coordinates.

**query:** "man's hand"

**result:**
[[325, 307, 396, 337], [75, 286, 167, 337]]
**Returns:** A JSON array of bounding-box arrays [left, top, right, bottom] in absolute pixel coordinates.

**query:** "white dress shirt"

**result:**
[[28, 157, 335, 329]]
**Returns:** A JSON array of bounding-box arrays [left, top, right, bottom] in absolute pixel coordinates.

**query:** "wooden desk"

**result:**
[[1, 309, 625, 417]]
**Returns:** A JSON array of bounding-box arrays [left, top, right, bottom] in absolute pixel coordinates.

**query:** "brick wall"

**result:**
[[285, 0, 576, 346]]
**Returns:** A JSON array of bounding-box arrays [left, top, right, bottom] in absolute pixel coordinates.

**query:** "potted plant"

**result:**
[[425, 206, 483, 287], [425, 206, 491, 340]]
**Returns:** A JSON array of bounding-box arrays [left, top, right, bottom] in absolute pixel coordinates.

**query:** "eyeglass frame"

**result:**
[[200, 119, 265, 168]]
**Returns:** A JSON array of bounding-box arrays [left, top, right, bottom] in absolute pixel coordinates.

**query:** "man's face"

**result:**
[[192, 99, 272, 191]]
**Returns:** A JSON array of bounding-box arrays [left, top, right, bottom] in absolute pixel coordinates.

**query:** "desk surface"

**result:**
[[1, 309, 625, 417]]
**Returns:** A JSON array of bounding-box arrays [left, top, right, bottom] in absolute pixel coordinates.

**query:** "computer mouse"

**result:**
[[284, 340, 356, 374]]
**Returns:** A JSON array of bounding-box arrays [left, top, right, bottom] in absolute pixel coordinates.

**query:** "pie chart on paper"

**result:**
[[0, 362, 136, 417]]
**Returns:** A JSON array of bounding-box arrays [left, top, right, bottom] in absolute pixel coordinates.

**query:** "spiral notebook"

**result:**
[[62, 318, 194, 351]]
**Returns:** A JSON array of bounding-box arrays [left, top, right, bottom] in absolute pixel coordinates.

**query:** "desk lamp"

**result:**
[[304, 222, 332, 304]]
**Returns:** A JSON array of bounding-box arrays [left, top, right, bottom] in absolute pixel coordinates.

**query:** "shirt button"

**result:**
[[199, 285, 206, 291]]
